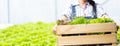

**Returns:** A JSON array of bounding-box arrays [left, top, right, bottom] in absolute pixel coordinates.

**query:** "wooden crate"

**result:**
[[56, 23, 117, 46]]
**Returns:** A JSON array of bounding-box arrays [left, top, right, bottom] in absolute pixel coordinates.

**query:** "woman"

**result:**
[[53, 0, 108, 34]]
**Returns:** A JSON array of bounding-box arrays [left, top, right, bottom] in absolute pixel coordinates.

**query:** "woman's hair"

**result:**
[[88, 0, 97, 18]]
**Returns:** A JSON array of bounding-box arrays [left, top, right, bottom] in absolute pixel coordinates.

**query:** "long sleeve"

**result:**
[[59, 5, 73, 21], [96, 4, 106, 17]]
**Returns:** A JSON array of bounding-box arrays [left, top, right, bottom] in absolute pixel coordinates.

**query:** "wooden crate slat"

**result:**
[[57, 34, 117, 46], [56, 23, 117, 35]]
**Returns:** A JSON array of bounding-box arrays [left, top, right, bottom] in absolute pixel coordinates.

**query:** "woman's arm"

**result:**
[[101, 13, 109, 18], [52, 6, 72, 34], [96, 4, 109, 18], [52, 15, 70, 34], [57, 15, 70, 25], [52, 24, 57, 34]]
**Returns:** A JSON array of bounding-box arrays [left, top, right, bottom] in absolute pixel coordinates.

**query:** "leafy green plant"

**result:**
[[0, 22, 56, 46], [69, 17, 114, 25], [118, 25, 120, 43]]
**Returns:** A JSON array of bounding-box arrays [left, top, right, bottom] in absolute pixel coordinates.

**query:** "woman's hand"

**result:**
[[101, 13, 109, 18], [57, 15, 70, 25], [52, 24, 57, 34], [53, 15, 70, 34]]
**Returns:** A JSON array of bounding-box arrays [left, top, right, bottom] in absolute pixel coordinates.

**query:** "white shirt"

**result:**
[[63, 2, 106, 20]]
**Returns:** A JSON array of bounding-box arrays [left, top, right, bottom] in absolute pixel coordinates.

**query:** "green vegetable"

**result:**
[[69, 17, 114, 25], [0, 22, 56, 46], [118, 26, 120, 43]]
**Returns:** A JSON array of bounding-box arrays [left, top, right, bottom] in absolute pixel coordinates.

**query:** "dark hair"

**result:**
[[88, 0, 97, 18]]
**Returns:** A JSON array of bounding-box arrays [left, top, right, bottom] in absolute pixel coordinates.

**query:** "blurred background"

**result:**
[[0, 0, 120, 24]]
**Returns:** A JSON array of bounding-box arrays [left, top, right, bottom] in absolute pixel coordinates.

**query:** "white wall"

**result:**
[[0, 0, 8, 24], [9, 0, 56, 24], [103, 0, 120, 24], [0, 0, 56, 24]]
